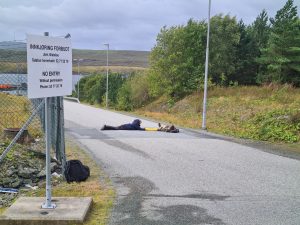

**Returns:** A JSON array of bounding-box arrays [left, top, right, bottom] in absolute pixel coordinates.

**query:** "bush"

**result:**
[[117, 82, 133, 111], [78, 72, 127, 106], [117, 73, 150, 111], [249, 109, 300, 142]]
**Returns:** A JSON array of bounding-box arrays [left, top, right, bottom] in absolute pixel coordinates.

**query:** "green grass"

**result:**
[[0, 93, 43, 138], [136, 84, 300, 151], [0, 93, 30, 130], [0, 207, 6, 214]]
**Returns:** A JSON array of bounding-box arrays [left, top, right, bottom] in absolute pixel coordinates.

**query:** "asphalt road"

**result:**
[[64, 100, 300, 225]]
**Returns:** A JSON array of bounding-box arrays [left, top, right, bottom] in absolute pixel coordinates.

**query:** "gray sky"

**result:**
[[0, 0, 299, 50]]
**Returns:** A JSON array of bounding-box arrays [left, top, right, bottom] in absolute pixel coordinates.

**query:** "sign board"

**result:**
[[27, 34, 72, 98]]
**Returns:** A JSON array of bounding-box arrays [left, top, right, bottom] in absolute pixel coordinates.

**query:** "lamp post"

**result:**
[[104, 43, 109, 108], [74, 58, 83, 100], [202, 0, 211, 130]]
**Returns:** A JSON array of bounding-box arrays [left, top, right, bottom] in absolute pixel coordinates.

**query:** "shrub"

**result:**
[[117, 73, 150, 111], [249, 109, 300, 142], [117, 82, 133, 111]]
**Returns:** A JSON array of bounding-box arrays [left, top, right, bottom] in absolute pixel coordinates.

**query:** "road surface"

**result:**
[[64, 100, 300, 225]]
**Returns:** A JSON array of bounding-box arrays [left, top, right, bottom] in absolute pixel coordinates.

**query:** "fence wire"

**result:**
[[0, 41, 66, 168]]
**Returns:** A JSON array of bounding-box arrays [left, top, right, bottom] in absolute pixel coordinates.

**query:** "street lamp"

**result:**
[[74, 58, 83, 100], [202, 0, 211, 130], [104, 43, 109, 108]]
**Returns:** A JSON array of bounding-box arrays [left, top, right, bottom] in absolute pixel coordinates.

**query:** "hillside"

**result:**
[[0, 41, 26, 50], [73, 49, 149, 67], [136, 85, 300, 153], [0, 42, 149, 69]]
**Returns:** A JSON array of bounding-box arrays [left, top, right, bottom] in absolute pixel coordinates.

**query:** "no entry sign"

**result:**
[[27, 34, 72, 98]]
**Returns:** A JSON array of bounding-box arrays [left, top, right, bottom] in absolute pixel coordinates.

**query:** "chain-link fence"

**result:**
[[0, 40, 66, 168]]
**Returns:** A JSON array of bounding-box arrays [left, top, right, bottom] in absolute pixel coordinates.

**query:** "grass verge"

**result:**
[[0, 138, 115, 225], [135, 85, 300, 154]]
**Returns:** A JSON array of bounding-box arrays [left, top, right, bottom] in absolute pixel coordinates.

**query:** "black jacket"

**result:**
[[118, 119, 145, 130]]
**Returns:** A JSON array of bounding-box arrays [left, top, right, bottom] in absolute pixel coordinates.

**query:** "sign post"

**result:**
[[27, 33, 72, 209]]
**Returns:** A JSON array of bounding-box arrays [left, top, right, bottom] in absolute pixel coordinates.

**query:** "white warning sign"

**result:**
[[27, 34, 72, 98]]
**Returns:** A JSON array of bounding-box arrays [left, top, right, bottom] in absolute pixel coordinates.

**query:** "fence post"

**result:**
[[41, 31, 56, 209]]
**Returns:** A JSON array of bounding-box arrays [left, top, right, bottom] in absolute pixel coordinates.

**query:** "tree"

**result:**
[[106, 73, 127, 105], [232, 20, 257, 85], [117, 73, 150, 110], [258, 0, 300, 85], [251, 9, 270, 51], [149, 19, 206, 98], [250, 9, 271, 81], [232, 10, 271, 85], [209, 14, 240, 85]]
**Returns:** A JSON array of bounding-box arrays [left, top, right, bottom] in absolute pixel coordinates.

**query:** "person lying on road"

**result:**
[[101, 120, 179, 133], [101, 119, 145, 131]]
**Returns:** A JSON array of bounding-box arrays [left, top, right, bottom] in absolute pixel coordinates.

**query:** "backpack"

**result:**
[[64, 160, 90, 183]]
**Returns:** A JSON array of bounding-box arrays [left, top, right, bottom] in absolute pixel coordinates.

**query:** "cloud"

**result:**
[[0, 0, 299, 50]]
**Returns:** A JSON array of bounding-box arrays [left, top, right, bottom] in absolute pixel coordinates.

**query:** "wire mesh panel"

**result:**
[[0, 41, 65, 166]]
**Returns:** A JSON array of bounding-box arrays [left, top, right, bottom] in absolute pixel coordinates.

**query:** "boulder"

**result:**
[[51, 162, 58, 173], [23, 179, 33, 186], [37, 169, 46, 178], [1, 177, 12, 186], [6, 168, 16, 177], [18, 166, 39, 179], [10, 178, 22, 188], [0, 193, 17, 207]]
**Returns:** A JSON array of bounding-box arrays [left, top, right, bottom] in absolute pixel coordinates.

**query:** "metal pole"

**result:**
[[104, 43, 109, 108], [77, 60, 80, 100], [202, 0, 211, 130], [42, 31, 56, 209]]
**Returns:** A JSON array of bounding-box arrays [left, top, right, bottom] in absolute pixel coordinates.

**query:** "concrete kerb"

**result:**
[[64, 97, 80, 103], [183, 127, 300, 161], [0, 197, 92, 225]]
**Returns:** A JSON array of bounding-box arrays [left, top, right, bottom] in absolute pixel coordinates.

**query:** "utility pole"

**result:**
[[202, 0, 211, 130], [74, 58, 83, 100], [104, 43, 109, 108]]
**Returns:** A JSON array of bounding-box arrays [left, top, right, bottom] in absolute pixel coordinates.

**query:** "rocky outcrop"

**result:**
[[0, 158, 61, 188], [0, 143, 63, 207], [0, 193, 16, 207]]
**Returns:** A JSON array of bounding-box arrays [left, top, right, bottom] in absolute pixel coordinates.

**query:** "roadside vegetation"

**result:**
[[136, 85, 300, 145]]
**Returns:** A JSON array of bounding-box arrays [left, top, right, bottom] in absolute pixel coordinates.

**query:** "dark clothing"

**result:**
[[101, 119, 145, 131], [101, 125, 118, 130]]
